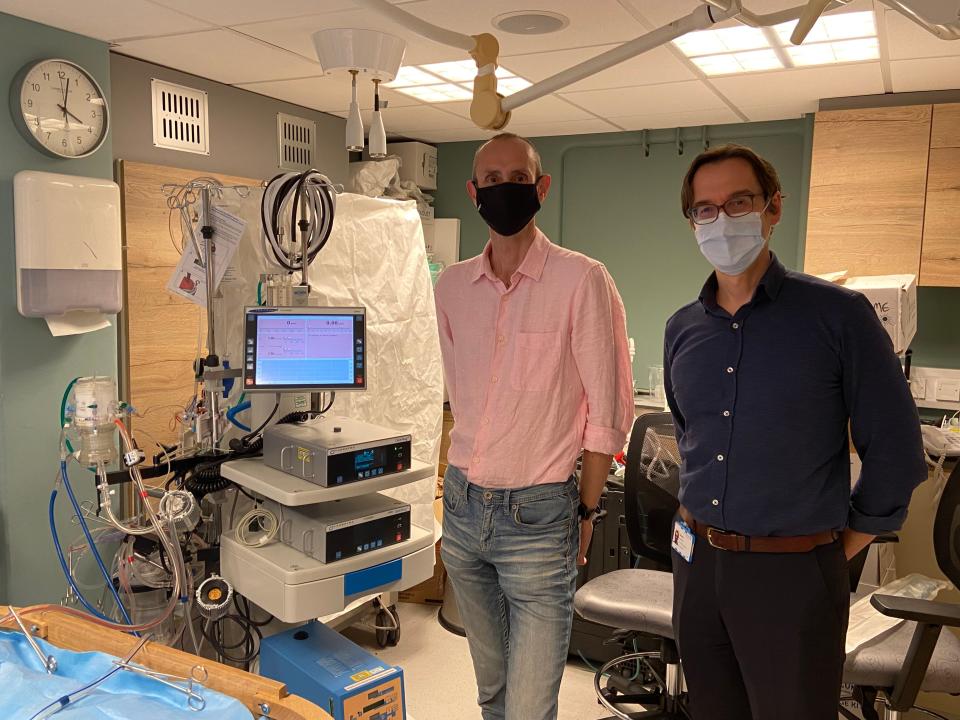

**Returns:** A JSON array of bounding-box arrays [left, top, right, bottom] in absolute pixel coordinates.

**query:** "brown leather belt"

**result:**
[[678, 506, 837, 554]]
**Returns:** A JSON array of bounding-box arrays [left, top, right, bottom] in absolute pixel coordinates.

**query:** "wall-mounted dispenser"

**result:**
[[14, 171, 122, 336]]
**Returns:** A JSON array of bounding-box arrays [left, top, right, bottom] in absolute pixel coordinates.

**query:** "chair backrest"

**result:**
[[933, 460, 960, 589], [623, 412, 681, 568]]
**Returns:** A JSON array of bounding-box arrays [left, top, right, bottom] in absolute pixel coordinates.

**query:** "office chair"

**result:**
[[844, 458, 960, 720], [574, 412, 688, 719]]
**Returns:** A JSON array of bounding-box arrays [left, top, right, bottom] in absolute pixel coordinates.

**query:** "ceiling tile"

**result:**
[[328, 105, 476, 132], [149, 0, 424, 28], [406, 0, 648, 56], [882, 8, 960, 61], [394, 128, 491, 143], [501, 44, 696, 93], [605, 107, 741, 131], [112, 30, 323, 84], [442, 94, 596, 126], [890, 57, 960, 92], [0, 0, 211, 41], [232, 8, 461, 67], [560, 80, 727, 118], [237, 75, 422, 113], [708, 62, 884, 107]]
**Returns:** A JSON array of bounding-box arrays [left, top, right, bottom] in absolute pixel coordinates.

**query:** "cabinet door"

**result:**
[[804, 106, 931, 277], [920, 103, 960, 287]]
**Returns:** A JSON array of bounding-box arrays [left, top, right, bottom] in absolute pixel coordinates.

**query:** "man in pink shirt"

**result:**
[[434, 132, 634, 720]]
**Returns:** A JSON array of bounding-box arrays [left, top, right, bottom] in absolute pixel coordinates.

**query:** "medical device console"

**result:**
[[263, 416, 412, 486], [243, 306, 366, 392]]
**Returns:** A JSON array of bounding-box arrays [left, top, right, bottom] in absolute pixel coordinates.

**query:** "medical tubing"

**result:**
[[59, 459, 133, 625], [29, 662, 126, 719], [49, 489, 112, 621], [226, 399, 252, 432], [59, 377, 80, 455], [261, 170, 336, 272]]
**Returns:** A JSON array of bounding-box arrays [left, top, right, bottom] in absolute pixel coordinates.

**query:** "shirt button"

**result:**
[[473, 456, 480, 464], [491, 376, 499, 383], [723, 410, 731, 417], [712, 499, 719, 506], [731, 322, 740, 330], [726, 366, 735, 374], [482, 417, 490, 425], [717, 454, 725, 462], [498, 335, 506, 344]]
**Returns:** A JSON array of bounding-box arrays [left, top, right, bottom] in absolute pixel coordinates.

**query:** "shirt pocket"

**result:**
[[511, 331, 561, 392]]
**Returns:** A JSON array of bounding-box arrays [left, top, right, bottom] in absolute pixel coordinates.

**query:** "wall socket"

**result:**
[[910, 367, 960, 411]]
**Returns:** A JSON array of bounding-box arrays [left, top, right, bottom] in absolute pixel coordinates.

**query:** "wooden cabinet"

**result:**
[[804, 106, 932, 278], [920, 103, 960, 287]]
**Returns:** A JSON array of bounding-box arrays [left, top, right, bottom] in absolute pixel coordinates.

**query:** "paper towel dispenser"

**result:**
[[14, 171, 122, 335]]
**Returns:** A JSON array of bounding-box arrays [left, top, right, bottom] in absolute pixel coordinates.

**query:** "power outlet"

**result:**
[[910, 378, 927, 400], [935, 379, 960, 402]]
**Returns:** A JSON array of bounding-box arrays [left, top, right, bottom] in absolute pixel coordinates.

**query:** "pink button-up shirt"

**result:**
[[435, 229, 634, 488]]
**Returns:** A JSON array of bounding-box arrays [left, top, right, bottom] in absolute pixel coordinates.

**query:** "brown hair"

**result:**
[[680, 144, 781, 218], [472, 132, 543, 181]]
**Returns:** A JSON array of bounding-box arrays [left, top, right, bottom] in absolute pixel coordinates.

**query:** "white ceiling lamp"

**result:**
[[312, 28, 405, 155]]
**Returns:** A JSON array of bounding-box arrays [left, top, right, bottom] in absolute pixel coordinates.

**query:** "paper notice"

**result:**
[[46, 311, 112, 336], [167, 206, 246, 306]]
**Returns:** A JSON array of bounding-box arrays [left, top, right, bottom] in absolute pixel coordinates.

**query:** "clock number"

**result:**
[[42, 72, 50, 81], [27, 99, 33, 108], [58, 71, 65, 79], [86, 93, 91, 101], [89, 128, 93, 134], [76, 137, 83, 145], [91, 110, 97, 118], [62, 139, 68, 147], [46, 132, 52, 140], [30, 83, 40, 92]]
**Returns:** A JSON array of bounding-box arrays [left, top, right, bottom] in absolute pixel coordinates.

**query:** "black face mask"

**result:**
[[473, 181, 541, 237]]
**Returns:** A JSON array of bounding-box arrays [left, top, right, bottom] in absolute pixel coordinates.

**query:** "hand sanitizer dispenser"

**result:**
[[14, 171, 122, 336]]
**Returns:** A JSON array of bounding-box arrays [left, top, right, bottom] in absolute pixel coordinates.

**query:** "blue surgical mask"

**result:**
[[694, 211, 766, 276]]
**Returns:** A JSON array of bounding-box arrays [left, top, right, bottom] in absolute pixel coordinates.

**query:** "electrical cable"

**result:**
[[236, 507, 279, 547], [233, 394, 281, 449], [59, 460, 133, 626], [260, 170, 336, 272]]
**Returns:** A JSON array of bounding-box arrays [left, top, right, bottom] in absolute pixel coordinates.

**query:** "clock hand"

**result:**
[[58, 104, 84, 125]]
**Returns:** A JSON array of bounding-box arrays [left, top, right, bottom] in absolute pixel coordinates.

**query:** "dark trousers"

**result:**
[[672, 537, 849, 720]]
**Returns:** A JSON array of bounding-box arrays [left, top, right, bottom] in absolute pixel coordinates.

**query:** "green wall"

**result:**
[[0, 12, 117, 605], [435, 120, 814, 378], [435, 121, 960, 377]]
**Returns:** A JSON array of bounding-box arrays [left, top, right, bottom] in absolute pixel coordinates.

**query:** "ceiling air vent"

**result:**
[[151, 79, 209, 155], [278, 113, 316, 171]]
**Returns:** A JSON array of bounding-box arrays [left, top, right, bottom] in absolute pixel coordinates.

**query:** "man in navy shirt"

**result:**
[[664, 144, 926, 719]]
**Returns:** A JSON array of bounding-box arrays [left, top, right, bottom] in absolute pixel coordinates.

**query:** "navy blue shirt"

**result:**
[[664, 253, 926, 537]]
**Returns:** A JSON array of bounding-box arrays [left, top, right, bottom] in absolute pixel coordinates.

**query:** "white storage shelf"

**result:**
[[221, 457, 435, 506]]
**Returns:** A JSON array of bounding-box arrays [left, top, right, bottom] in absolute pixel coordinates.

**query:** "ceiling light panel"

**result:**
[[421, 60, 511, 83], [674, 25, 770, 56], [786, 38, 880, 67], [393, 83, 474, 102], [386, 66, 442, 88], [774, 11, 876, 44]]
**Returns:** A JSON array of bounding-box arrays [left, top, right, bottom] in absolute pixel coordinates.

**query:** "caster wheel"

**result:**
[[375, 609, 391, 648], [386, 607, 401, 647]]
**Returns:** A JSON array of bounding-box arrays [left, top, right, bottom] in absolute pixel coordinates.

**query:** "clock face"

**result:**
[[16, 59, 109, 158]]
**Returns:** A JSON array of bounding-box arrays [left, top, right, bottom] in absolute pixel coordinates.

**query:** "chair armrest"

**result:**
[[871, 594, 960, 627]]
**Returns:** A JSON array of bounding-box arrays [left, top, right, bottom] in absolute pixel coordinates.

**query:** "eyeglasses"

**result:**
[[687, 193, 769, 225]]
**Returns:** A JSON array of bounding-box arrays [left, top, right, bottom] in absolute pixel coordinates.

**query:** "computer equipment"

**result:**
[[242, 306, 366, 392]]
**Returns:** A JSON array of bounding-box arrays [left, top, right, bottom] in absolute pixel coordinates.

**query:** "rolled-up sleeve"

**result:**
[[843, 294, 927, 534], [571, 264, 635, 456]]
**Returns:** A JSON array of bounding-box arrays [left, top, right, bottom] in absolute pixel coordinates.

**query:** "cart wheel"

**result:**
[[376, 609, 391, 648], [386, 606, 401, 647]]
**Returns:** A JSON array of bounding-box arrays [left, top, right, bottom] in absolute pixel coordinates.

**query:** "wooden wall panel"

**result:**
[[804, 105, 932, 278], [117, 160, 258, 446], [920, 104, 960, 287]]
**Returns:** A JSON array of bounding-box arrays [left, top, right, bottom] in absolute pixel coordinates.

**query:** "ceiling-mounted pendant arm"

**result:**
[[716, 0, 850, 29], [500, 2, 738, 114], [351, 0, 476, 51], [877, 0, 960, 39]]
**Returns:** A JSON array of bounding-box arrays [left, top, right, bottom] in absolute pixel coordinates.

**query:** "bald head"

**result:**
[[472, 132, 543, 185]]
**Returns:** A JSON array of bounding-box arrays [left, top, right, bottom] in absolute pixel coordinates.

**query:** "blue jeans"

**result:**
[[440, 466, 580, 720]]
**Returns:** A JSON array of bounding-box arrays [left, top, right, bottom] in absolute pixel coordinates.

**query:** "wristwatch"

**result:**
[[577, 501, 602, 523]]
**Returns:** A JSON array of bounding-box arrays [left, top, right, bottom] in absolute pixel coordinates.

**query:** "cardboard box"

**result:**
[[821, 273, 918, 354], [398, 541, 446, 605]]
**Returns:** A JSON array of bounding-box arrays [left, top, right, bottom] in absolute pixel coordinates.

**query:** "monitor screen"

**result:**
[[242, 307, 366, 392]]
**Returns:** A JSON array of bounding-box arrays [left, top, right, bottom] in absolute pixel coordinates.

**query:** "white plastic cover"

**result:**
[[845, 572, 950, 654], [213, 192, 442, 531]]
